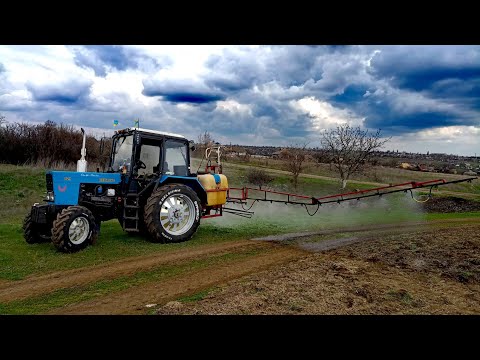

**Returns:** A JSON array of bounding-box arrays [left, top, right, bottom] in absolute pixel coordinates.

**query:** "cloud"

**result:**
[[292, 96, 363, 131], [142, 78, 225, 103], [70, 45, 168, 77], [204, 47, 264, 91], [1, 45, 479, 155], [26, 78, 93, 104]]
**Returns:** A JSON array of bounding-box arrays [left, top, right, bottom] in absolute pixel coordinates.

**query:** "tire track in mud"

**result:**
[[0, 240, 269, 303], [47, 246, 306, 315]]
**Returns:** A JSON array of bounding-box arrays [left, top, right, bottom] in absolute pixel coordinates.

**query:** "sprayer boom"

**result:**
[[226, 177, 478, 215]]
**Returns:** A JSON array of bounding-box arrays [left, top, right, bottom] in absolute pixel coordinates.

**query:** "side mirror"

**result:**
[[189, 140, 196, 152]]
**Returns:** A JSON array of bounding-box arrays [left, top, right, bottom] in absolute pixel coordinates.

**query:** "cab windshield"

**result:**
[[112, 135, 134, 172]]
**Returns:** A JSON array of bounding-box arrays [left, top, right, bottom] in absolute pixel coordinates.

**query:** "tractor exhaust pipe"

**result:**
[[77, 128, 87, 172]]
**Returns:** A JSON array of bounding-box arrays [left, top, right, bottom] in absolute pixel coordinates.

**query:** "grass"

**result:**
[[0, 165, 46, 223], [178, 288, 215, 303], [0, 247, 265, 314], [0, 219, 285, 281], [425, 211, 480, 221], [1, 163, 477, 281]]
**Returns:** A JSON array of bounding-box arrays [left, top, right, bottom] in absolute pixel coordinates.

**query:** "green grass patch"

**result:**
[[0, 247, 265, 314], [177, 288, 214, 303], [425, 211, 480, 221], [0, 219, 276, 281], [0, 165, 46, 223]]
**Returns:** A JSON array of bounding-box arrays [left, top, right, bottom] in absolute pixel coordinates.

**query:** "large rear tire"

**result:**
[[144, 184, 201, 243], [51, 206, 98, 253]]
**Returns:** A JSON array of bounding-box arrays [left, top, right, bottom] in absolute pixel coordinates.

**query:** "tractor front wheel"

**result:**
[[144, 184, 201, 243], [23, 212, 43, 244], [51, 206, 98, 253]]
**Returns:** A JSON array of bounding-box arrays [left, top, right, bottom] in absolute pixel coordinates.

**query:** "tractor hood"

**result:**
[[46, 171, 122, 205]]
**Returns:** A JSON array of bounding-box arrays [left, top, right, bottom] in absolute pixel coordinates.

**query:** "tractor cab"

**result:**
[[110, 127, 193, 177], [109, 127, 196, 194]]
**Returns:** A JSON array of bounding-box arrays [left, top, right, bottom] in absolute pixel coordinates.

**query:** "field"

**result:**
[[0, 163, 479, 314]]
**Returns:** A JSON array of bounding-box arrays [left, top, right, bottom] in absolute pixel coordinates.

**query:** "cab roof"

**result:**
[[115, 127, 186, 140]]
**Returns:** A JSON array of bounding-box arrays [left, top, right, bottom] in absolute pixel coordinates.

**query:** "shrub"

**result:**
[[246, 168, 274, 189]]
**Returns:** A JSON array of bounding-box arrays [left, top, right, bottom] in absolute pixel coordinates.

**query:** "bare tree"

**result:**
[[321, 124, 390, 189], [246, 168, 274, 190], [0, 114, 6, 126], [197, 131, 214, 149], [281, 143, 308, 189]]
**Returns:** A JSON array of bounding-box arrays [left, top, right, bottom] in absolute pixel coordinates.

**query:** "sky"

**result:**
[[0, 45, 479, 156]]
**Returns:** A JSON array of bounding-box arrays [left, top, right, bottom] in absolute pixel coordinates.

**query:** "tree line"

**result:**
[[0, 118, 111, 168]]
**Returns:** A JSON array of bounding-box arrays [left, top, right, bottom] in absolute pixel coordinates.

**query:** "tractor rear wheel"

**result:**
[[144, 184, 201, 243], [51, 206, 98, 253]]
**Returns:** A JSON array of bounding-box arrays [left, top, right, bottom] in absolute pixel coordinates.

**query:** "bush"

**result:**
[[246, 168, 274, 189]]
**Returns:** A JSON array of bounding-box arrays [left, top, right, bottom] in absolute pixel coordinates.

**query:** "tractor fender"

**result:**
[[157, 175, 207, 205]]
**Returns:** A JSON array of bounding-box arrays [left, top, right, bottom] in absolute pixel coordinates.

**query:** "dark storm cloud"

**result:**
[[369, 45, 480, 91], [71, 46, 168, 77], [26, 79, 93, 104], [142, 79, 225, 104], [160, 93, 224, 103]]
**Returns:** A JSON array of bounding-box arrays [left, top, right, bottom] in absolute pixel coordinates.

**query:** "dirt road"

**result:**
[[2, 218, 479, 314]]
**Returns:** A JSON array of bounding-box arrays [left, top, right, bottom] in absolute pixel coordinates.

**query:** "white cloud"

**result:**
[[388, 126, 480, 155], [292, 96, 364, 131], [215, 100, 252, 115]]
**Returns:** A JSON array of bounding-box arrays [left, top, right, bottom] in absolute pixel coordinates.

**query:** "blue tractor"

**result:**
[[23, 127, 228, 253]]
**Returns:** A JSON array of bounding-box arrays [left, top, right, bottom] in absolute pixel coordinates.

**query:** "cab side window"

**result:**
[[164, 139, 188, 176], [138, 141, 161, 175]]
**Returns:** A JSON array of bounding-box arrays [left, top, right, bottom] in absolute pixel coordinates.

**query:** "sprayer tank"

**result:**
[[197, 174, 229, 206]]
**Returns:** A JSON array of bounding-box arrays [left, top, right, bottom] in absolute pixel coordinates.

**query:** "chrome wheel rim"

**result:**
[[68, 216, 90, 245], [160, 194, 195, 236]]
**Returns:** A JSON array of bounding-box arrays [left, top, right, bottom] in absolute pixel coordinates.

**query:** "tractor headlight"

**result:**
[[45, 191, 55, 202]]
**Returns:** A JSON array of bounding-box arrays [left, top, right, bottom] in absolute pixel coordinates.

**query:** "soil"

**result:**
[[156, 223, 480, 315], [47, 245, 305, 315], [421, 196, 480, 213]]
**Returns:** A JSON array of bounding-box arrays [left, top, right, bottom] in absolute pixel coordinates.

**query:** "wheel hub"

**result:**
[[168, 205, 185, 224], [68, 216, 90, 245]]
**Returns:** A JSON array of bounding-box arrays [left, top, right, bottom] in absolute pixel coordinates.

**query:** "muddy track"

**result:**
[[0, 240, 269, 303], [48, 246, 306, 314]]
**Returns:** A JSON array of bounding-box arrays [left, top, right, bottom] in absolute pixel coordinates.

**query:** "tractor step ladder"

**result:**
[[123, 193, 140, 232]]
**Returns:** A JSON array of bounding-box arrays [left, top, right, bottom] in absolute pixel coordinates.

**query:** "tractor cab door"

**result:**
[[163, 139, 190, 177], [136, 138, 162, 177], [131, 137, 163, 191]]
